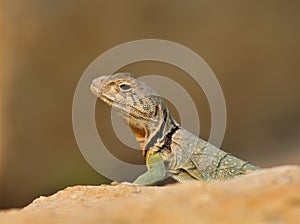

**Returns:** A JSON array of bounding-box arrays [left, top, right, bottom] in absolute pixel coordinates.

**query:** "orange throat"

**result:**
[[129, 123, 148, 157]]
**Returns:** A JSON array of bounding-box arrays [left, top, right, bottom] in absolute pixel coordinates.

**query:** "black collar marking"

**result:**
[[161, 125, 180, 150], [145, 111, 167, 151]]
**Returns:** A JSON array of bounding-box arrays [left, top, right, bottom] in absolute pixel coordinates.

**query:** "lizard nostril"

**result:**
[[90, 76, 108, 96], [93, 76, 107, 85], [92, 79, 99, 86], [91, 77, 103, 87]]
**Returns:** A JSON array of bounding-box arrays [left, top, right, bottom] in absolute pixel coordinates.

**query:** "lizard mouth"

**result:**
[[98, 94, 114, 106], [91, 85, 131, 116], [90, 83, 114, 106]]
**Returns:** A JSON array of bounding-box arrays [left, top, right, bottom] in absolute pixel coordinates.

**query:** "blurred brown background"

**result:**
[[0, 0, 299, 209]]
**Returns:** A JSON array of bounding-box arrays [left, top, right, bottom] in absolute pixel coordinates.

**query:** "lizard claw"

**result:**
[[110, 181, 120, 186]]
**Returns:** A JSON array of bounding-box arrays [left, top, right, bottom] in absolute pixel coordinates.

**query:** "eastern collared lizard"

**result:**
[[90, 73, 260, 185]]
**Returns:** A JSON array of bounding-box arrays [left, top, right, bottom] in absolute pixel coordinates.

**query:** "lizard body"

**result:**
[[90, 73, 260, 185]]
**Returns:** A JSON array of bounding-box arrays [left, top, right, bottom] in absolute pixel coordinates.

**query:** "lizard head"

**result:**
[[90, 73, 170, 149], [90, 73, 161, 118]]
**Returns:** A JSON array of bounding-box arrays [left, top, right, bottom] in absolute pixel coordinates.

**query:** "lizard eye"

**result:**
[[119, 83, 132, 91]]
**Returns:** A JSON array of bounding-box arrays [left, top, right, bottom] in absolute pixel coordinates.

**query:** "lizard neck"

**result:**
[[129, 102, 179, 157]]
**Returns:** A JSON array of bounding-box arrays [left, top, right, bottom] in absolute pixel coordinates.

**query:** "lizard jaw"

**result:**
[[90, 82, 115, 107]]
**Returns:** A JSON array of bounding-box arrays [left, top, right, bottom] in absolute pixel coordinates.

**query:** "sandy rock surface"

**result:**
[[0, 165, 299, 224]]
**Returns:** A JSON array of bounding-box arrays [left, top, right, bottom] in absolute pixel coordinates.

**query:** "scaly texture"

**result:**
[[90, 73, 260, 185]]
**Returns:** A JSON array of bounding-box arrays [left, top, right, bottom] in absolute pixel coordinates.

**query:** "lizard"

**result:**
[[90, 72, 260, 185]]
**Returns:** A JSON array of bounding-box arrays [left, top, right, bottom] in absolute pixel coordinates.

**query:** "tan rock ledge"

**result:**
[[0, 165, 299, 224]]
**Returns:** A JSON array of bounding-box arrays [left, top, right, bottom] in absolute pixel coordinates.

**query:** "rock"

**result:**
[[0, 165, 299, 224]]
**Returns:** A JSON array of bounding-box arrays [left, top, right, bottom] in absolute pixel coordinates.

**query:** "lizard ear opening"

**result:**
[[154, 105, 159, 117]]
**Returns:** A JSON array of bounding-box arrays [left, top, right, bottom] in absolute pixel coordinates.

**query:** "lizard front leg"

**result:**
[[133, 153, 168, 185]]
